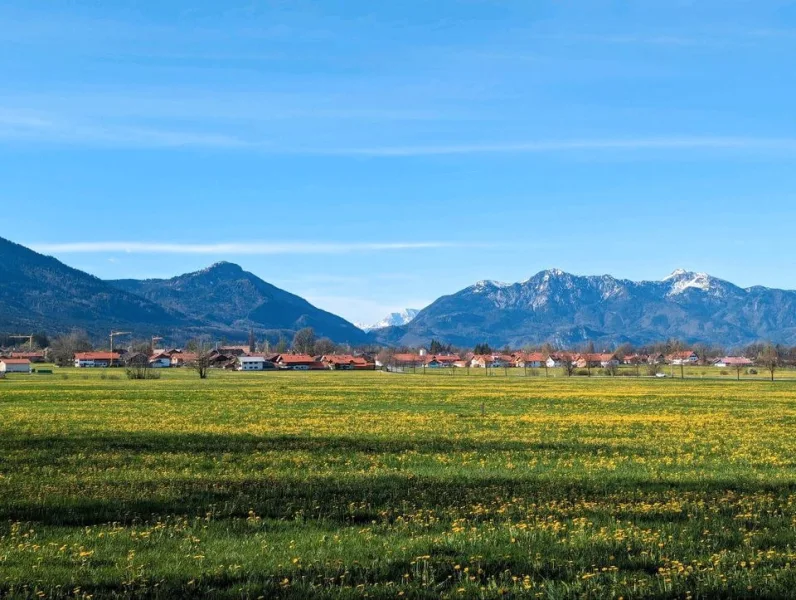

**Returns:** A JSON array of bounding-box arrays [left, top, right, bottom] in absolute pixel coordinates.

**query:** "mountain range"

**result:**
[[0, 236, 367, 344], [4, 234, 796, 348], [370, 268, 796, 348]]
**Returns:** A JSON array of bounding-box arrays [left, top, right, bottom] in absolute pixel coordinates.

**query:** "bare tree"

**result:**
[[562, 355, 575, 377], [126, 362, 160, 380], [49, 330, 93, 366], [314, 337, 337, 356], [248, 329, 256, 354], [274, 336, 289, 354], [628, 354, 642, 377], [760, 344, 779, 382], [292, 328, 316, 355], [377, 348, 396, 371], [192, 342, 212, 379]]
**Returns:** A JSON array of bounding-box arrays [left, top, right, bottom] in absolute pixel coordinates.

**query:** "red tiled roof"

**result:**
[[668, 350, 697, 359], [717, 356, 753, 366], [393, 353, 421, 363], [516, 352, 546, 362], [277, 354, 316, 364], [1, 358, 31, 364], [9, 352, 43, 359], [323, 354, 357, 364], [425, 354, 461, 364]]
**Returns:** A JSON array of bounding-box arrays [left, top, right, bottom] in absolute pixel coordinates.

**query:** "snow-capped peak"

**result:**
[[664, 268, 691, 280], [357, 308, 420, 331], [472, 279, 509, 291], [665, 270, 716, 295]]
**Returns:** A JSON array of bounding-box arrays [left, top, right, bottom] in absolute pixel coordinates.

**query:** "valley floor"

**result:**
[[1, 370, 796, 598]]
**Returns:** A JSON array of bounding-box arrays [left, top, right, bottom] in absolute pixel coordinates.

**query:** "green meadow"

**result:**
[[2, 369, 796, 598]]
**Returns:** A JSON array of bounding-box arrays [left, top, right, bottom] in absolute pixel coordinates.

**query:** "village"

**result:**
[[0, 342, 759, 376]]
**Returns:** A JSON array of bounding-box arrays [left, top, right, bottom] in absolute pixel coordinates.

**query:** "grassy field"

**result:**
[[2, 369, 796, 598]]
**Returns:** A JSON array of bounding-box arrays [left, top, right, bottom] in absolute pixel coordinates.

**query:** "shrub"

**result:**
[[720, 370, 729, 376], [126, 367, 161, 380], [748, 368, 758, 375]]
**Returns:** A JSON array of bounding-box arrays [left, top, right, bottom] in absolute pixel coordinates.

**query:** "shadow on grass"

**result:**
[[0, 430, 644, 456], [2, 432, 796, 527]]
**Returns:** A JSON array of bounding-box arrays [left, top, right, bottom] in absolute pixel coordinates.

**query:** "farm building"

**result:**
[[9, 352, 45, 363], [714, 357, 754, 368], [275, 354, 324, 370], [237, 356, 273, 371], [0, 358, 31, 374], [322, 355, 374, 370], [74, 352, 122, 368]]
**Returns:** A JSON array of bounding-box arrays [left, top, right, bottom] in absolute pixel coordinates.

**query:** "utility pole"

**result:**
[[109, 331, 132, 367]]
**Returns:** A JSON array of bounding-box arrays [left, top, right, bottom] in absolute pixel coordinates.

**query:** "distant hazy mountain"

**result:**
[[372, 269, 796, 348], [357, 308, 419, 331], [0, 236, 189, 337], [111, 262, 368, 343]]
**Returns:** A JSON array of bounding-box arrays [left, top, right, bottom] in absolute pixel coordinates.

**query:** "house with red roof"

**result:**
[[545, 352, 577, 368], [424, 354, 461, 368], [667, 350, 699, 365], [576, 353, 620, 368], [276, 354, 325, 370], [74, 352, 122, 368], [9, 352, 45, 363], [714, 356, 753, 368], [170, 352, 198, 367], [514, 352, 546, 368]]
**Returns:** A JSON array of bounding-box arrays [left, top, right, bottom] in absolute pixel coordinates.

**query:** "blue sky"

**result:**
[[2, 0, 796, 324]]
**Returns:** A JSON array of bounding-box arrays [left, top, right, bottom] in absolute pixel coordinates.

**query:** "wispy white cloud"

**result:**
[[5, 115, 796, 157], [302, 137, 796, 156], [30, 241, 469, 255]]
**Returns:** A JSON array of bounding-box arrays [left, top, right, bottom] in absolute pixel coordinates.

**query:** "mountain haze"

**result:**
[[372, 269, 796, 348]]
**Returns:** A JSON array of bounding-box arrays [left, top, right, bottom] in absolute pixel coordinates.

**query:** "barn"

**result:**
[[0, 358, 32, 374]]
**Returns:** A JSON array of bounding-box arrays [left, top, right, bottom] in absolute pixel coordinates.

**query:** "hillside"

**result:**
[[372, 269, 796, 348], [0, 237, 368, 343], [110, 262, 368, 343], [0, 236, 190, 337]]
